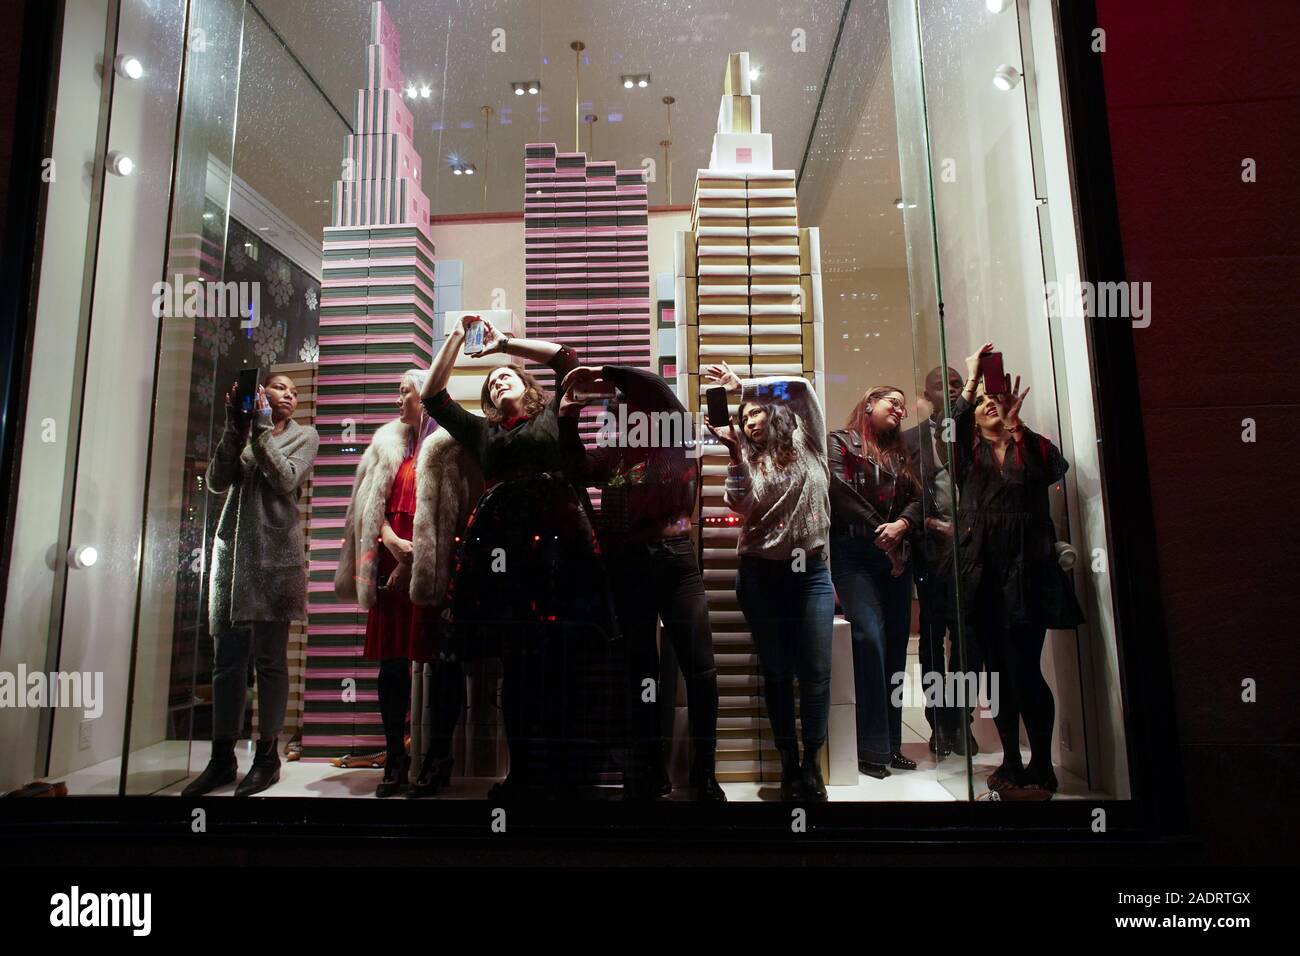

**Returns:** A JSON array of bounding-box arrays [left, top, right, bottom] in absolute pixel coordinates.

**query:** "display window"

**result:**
[[1, 0, 1163, 835]]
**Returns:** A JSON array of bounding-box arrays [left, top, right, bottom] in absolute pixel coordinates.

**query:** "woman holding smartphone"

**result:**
[[705, 362, 834, 802], [185, 373, 319, 797], [828, 386, 923, 780], [420, 316, 617, 799], [334, 370, 481, 797], [951, 344, 1081, 795]]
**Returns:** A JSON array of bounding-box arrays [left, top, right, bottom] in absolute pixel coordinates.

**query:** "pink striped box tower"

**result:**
[[523, 144, 652, 447], [303, 1, 435, 760]]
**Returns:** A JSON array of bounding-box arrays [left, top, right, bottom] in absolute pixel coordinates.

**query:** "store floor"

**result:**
[[63, 705, 1101, 801]]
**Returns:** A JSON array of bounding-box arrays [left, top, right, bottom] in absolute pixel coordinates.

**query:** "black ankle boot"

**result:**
[[408, 752, 453, 798], [801, 746, 828, 802], [778, 746, 803, 802], [182, 739, 237, 797], [690, 757, 727, 803], [234, 738, 281, 797], [376, 751, 409, 798]]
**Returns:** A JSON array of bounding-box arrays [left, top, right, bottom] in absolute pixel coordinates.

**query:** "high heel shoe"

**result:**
[[375, 753, 410, 798], [407, 753, 453, 798]]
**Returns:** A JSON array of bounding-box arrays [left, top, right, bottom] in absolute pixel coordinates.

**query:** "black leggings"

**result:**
[[377, 658, 411, 762], [972, 583, 1055, 769]]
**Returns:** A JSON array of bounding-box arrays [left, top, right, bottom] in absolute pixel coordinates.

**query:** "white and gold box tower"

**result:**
[[673, 52, 825, 784]]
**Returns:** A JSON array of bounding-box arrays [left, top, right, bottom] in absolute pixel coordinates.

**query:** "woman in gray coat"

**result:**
[[183, 371, 319, 797]]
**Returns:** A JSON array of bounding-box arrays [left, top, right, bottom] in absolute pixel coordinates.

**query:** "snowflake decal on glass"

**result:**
[[298, 335, 319, 363], [190, 430, 211, 458], [267, 259, 294, 308], [191, 368, 216, 407], [196, 316, 235, 358], [304, 286, 318, 312], [252, 319, 286, 366], [228, 241, 248, 273]]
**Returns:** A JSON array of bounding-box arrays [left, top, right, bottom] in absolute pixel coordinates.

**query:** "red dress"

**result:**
[[363, 455, 431, 661]]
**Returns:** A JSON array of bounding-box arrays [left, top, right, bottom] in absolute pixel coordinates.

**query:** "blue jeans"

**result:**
[[735, 553, 834, 756], [830, 533, 913, 765]]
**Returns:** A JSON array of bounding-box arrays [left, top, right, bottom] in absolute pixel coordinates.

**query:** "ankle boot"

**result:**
[[182, 739, 237, 797], [690, 755, 727, 803], [801, 745, 828, 802], [234, 738, 281, 797], [376, 751, 410, 798], [408, 752, 453, 798], [778, 745, 803, 802]]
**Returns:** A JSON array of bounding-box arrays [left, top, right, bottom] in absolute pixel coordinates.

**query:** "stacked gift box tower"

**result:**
[[523, 144, 652, 448], [673, 53, 825, 783], [302, 1, 436, 760]]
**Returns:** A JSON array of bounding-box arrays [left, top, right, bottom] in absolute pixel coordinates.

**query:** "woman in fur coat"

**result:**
[[334, 369, 482, 797]]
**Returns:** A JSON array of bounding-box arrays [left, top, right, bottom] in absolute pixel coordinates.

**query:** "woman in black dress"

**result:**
[[950, 344, 1082, 795], [420, 315, 618, 799]]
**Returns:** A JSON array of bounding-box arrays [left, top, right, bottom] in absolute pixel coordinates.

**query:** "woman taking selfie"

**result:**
[[334, 370, 481, 798], [951, 344, 1082, 795], [706, 362, 833, 802], [420, 316, 618, 799], [828, 386, 923, 780], [185, 373, 319, 797]]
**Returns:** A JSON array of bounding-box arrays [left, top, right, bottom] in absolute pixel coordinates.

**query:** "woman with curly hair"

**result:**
[[705, 362, 834, 802], [420, 315, 618, 800], [828, 385, 923, 780]]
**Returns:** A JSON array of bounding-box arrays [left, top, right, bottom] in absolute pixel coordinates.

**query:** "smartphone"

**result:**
[[573, 386, 616, 403], [462, 316, 486, 356], [706, 386, 730, 428], [981, 351, 1010, 395], [236, 366, 261, 415]]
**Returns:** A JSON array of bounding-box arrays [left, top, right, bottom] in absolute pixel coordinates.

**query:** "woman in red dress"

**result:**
[[335, 370, 447, 797]]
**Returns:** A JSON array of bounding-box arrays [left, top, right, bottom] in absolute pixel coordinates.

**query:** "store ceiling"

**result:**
[[230, 0, 904, 271]]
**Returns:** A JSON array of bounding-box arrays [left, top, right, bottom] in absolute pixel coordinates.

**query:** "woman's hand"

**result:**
[[478, 316, 507, 355], [224, 380, 251, 432], [964, 343, 995, 385], [874, 518, 909, 551], [703, 361, 743, 394], [925, 516, 954, 538], [382, 524, 414, 564], [707, 422, 742, 462], [993, 375, 1030, 434], [251, 385, 272, 428], [385, 562, 410, 592], [560, 366, 605, 395], [887, 547, 908, 578]]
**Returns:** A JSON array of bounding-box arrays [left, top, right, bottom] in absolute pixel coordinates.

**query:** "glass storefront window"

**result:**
[[2, 0, 1135, 819]]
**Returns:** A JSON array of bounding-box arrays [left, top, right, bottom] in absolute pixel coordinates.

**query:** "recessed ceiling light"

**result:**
[[406, 84, 418, 98], [749, 67, 760, 81]]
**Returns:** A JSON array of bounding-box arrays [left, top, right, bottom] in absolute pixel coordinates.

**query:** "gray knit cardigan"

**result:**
[[206, 408, 319, 635]]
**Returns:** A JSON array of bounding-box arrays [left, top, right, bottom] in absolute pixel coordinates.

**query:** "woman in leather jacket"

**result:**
[[828, 385, 922, 779]]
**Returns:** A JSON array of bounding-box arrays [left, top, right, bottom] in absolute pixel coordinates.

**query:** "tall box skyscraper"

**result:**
[[674, 53, 826, 784], [303, 1, 436, 759]]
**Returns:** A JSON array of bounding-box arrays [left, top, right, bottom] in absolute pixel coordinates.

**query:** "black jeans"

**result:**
[[735, 553, 835, 757], [607, 535, 719, 786], [916, 566, 984, 740]]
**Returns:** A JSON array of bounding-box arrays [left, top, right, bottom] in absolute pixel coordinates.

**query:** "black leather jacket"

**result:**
[[827, 428, 922, 538]]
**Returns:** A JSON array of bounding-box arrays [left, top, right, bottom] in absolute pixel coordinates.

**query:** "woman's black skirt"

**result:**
[[430, 472, 620, 660]]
